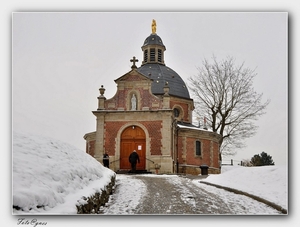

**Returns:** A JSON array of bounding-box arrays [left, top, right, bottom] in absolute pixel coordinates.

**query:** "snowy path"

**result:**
[[101, 174, 282, 215]]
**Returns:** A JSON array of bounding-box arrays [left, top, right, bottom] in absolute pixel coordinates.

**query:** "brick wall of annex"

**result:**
[[178, 137, 219, 168], [212, 141, 220, 167], [200, 139, 212, 165], [177, 137, 184, 163], [186, 137, 197, 164]]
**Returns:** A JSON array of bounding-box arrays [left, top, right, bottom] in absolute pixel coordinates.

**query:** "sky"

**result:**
[[12, 11, 288, 165], [12, 131, 287, 218]]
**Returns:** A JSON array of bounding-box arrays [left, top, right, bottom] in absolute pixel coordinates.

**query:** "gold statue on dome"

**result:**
[[152, 19, 156, 34]]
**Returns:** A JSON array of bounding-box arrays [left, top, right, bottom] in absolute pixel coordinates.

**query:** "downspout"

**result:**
[[171, 119, 178, 173], [175, 121, 179, 174]]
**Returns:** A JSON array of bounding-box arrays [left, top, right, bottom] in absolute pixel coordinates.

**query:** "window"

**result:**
[[158, 49, 162, 62], [150, 48, 155, 62], [144, 50, 148, 63], [196, 141, 201, 156], [173, 108, 180, 117]]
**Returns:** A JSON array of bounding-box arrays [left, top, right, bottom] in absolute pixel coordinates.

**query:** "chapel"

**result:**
[[83, 20, 222, 175]]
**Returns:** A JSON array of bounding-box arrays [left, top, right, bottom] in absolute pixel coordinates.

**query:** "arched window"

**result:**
[[173, 108, 180, 117]]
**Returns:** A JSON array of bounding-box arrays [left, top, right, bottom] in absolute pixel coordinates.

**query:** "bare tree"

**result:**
[[188, 56, 270, 159]]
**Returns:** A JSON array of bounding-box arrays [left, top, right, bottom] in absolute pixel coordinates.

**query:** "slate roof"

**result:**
[[137, 63, 191, 99], [142, 34, 166, 48]]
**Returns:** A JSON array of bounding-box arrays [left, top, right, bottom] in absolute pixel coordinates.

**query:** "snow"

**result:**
[[12, 131, 116, 214], [12, 131, 288, 215], [201, 165, 288, 210]]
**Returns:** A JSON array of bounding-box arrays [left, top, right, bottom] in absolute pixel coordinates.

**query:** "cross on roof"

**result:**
[[130, 56, 139, 69]]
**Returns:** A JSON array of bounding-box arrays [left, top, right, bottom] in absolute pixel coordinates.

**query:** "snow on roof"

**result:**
[[177, 123, 213, 132]]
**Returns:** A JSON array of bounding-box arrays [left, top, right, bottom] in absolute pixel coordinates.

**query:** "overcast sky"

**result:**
[[12, 12, 288, 165]]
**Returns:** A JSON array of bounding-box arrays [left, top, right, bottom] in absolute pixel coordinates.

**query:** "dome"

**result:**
[[142, 34, 165, 48], [137, 63, 191, 99]]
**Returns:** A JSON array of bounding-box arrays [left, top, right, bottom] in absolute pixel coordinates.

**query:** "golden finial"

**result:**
[[151, 19, 156, 34]]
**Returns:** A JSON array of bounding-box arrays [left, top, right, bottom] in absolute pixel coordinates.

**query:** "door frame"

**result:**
[[115, 123, 149, 171]]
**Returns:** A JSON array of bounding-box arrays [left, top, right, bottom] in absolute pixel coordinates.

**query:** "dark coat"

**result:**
[[103, 153, 109, 161], [103, 154, 109, 166], [129, 151, 140, 164]]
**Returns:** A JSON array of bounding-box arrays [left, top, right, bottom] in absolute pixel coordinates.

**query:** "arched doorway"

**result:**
[[120, 125, 146, 170]]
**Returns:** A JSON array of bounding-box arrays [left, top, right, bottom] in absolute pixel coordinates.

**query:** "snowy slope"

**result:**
[[201, 165, 288, 210], [12, 131, 116, 214]]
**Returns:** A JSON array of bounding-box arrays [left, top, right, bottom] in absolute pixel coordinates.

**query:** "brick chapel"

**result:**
[[83, 20, 222, 175]]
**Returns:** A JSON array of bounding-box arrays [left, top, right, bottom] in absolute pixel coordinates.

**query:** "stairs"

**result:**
[[116, 169, 152, 174]]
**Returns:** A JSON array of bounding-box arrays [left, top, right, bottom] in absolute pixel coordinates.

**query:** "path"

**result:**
[[101, 174, 282, 215]]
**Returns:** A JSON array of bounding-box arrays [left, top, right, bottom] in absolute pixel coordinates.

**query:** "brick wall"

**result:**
[[201, 139, 212, 165], [170, 101, 186, 120], [142, 121, 162, 155], [212, 141, 220, 167], [177, 134, 220, 170], [104, 122, 122, 155]]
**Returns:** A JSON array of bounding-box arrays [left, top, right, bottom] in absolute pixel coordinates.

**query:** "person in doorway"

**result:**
[[103, 152, 110, 168], [129, 150, 140, 173]]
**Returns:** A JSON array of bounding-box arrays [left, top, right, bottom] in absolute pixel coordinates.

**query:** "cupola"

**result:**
[[141, 19, 166, 66], [137, 20, 191, 99]]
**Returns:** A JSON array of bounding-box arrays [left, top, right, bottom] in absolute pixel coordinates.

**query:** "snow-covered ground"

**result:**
[[12, 131, 116, 214], [201, 164, 288, 210], [12, 131, 288, 215]]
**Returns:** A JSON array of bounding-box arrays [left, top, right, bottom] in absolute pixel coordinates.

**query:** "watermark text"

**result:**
[[17, 218, 47, 227]]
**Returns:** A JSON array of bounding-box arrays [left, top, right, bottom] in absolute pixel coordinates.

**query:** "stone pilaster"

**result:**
[[94, 113, 105, 162], [163, 82, 170, 109]]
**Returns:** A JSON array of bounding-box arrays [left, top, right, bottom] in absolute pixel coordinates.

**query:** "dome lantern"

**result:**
[[137, 20, 190, 100], [141, 20, 166, 66]]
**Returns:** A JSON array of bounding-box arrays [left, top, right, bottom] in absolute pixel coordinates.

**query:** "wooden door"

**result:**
[[120, 126, 146, 170]]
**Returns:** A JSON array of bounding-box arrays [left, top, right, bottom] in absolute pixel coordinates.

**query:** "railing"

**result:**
[[221, 159, 244, 166], [110, 158, 121, 164], [145, 157, 155, 164], [109, 157, 155, 165]]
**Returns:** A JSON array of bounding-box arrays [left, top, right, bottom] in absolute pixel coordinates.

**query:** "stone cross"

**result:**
[[130, 56, 138, 69]]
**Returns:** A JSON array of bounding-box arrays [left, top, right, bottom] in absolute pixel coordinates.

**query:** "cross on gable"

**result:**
[[130, 56, 139, 69]]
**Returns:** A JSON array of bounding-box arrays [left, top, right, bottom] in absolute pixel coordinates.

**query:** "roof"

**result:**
[[177, 122, 213, 132], [142, 33, 165, 48], [137, 63, 191, 99]]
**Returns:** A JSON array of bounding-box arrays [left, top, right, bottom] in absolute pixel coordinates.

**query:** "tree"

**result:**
[[250, 151, 275, 166], [250, 154, 263, 166], [188, 56, 270, 159]]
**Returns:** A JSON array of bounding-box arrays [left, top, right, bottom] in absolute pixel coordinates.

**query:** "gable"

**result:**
[[114, 70, 152, 83]]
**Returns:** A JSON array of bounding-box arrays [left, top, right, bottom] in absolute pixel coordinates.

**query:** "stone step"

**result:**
[[116, 169, 152, 174]]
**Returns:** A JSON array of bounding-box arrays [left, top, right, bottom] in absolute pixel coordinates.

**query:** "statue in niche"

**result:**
[[131, 94, 137, 110]]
